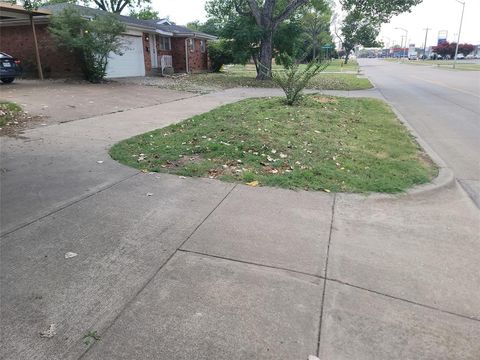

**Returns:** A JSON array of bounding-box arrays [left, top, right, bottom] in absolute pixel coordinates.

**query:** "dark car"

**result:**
[[0, 52, 22, 84]]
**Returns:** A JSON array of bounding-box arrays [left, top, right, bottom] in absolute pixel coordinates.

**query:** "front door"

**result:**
[[149, 35, 158, 68]]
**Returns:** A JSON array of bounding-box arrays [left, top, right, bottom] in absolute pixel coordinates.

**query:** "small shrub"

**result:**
[[208, 39, 234, 72], [49, 8, 125, 83], [271, 55, 330, 105]]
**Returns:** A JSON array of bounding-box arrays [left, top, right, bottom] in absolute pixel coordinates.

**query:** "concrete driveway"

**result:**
[[0, 79, 196, 126], [0, 84, 479, 360]]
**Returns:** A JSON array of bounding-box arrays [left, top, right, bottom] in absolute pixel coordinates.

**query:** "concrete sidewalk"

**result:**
[[1, 87, 479, 360]]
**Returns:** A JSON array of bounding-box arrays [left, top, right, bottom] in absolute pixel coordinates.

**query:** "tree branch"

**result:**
[[245, 0, 262, 25], [234, 0, 253, 17], [274, 0, 309, 24]]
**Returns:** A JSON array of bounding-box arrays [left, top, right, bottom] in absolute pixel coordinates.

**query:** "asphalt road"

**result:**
[[358, 59, 480, 207]]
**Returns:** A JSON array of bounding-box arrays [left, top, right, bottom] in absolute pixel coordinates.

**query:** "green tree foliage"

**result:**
[[340, 0, 423, 23], [299, 3, 332, 60], [87, 0, 150, 13], [340, 10, 380, 64], [186, 19, 222, 37], [206, 0, 321, 80], [49, 8, 125, 82], [338, 0, 422, 64], [208, 39, 234, 72], [205, 0, 332, 78], [128, 5, 159, 20]]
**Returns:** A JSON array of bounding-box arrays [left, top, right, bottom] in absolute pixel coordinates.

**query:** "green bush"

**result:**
[[271, 55, 330, 105], [49, 8, 125, 83], [208, 39, 234, 72]]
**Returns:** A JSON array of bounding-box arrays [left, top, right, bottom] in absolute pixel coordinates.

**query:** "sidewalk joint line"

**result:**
[[0, 172, 141, 239], [328, 277, 480, 323], [316, 193, 336, 356], [177, 249, 323, 282], [76, 183, 237, 360]]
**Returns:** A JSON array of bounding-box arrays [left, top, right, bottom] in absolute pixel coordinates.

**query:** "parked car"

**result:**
[[0, 52, 22, 84], [465, 54, 475, 59], [456, 53, 465, 60], [408, 54, 417, 60]]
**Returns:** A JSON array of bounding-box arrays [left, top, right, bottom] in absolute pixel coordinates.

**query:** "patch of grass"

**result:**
[[225, 59, 360, 74], [110, 96, 437, 193], [83, 330, 101, 346], [187, 72, 372, 91], [0, 101, 22, 127]]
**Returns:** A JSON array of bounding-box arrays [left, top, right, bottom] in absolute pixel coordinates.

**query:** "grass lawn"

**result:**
[[110, 95, 437, 193], [384, 58, 480, 71], [175, 59, 372, 92], [225, 59, 359, 74], [0, 101, 22, 127], [187, 72, 372, 91]]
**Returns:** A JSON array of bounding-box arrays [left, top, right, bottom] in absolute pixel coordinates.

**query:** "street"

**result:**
[[358, 58, 480, 206]]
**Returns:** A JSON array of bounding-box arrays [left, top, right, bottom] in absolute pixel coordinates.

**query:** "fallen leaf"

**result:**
[[96, 160, 104, 164], [324, 189, 331, 193], [64, 252, 78, 259], [40, 324, 56, 338], [246, 180, 259, 187], [146, 193, 153, 196]]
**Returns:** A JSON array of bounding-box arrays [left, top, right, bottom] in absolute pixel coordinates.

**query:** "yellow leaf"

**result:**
[[246, 180, 259, 187], [323, 189, 331, 193]]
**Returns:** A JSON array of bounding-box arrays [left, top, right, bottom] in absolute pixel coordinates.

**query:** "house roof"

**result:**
[[0, 2, 51, 16], [0, 2, 51, 25], [39, 3, 216, 39]]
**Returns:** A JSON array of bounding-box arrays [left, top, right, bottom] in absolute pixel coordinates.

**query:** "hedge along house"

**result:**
[[0, 2, 216, 78]]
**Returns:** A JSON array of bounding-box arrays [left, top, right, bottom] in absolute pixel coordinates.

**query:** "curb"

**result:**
[[361, 77, 456, 199]]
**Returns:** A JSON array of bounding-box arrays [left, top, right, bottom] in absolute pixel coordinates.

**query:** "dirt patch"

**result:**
[[0, 109, 46, 137], [312, 96, 338, 104]]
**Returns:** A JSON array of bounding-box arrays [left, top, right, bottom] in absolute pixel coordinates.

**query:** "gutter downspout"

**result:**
[[185, 38, 189, 73]]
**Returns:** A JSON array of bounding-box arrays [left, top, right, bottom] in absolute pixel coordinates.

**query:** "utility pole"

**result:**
[[453, 0, 465, 69], [422, 27, 431, 60], [395, 27, 408, 59]]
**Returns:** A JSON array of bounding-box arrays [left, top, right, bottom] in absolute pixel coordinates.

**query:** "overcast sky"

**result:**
[[151, 0, 479, 47]]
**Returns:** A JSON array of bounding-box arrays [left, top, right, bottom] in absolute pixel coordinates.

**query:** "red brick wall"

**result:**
[[0, 24, 82, 78], [171, 37, 186, 72], [188, 38, 209, 73], [170, 37, 209, 73]]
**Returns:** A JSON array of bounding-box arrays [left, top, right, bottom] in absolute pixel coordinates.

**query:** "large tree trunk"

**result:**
[[257, 30, 273, 80], [245, 0, 309, 80]]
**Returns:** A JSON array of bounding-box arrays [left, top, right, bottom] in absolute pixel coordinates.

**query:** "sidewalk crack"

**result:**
[[316, 193, 336, 356]]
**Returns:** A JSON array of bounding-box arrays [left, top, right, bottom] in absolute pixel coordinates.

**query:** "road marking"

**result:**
[[410, 75, 480, 98]]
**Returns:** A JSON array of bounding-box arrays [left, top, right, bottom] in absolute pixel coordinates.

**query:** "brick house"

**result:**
[[0, 2, 216, 78]]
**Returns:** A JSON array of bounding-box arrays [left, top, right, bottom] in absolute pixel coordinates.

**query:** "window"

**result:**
[[200, 40, 206, 53], [188, 38, 194, 52], [159, 36, 171, 51]]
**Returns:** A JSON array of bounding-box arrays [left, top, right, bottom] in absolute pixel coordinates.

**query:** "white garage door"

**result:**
[[106, 35, 145, 78]]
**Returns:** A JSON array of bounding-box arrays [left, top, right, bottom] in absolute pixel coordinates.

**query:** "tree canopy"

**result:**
[[433, 42, 475, 58], [337, 0, 423, 63], [205, 0, 332, 78], [88, 0, 150, 14], [340, 0, 423, 23], [128, 5, 159, 20]]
